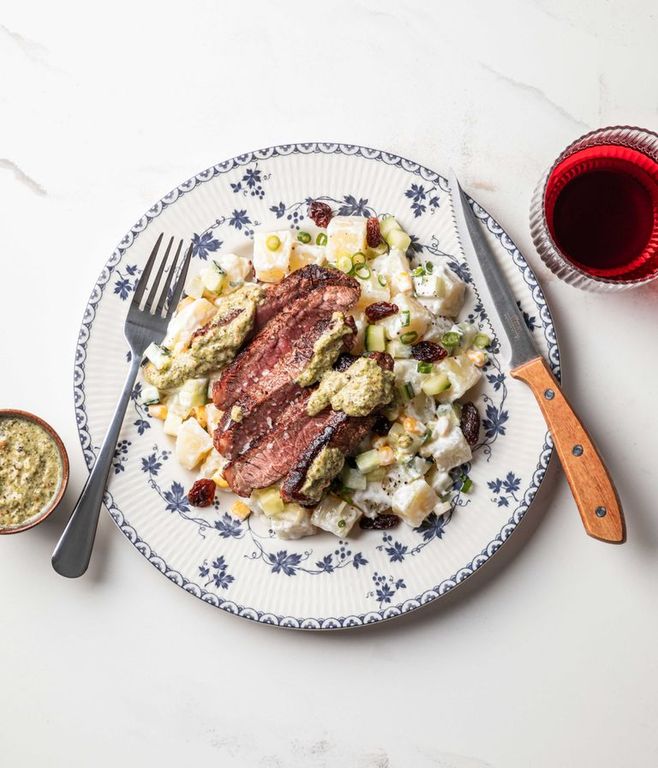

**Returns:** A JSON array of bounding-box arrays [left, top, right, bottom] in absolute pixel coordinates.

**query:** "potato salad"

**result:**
[[139, 204, 490, 540]]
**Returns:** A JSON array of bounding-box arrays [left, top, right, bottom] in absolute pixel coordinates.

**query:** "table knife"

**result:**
[[449, 171, 625, 543]]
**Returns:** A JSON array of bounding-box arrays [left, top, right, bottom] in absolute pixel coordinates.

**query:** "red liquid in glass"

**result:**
[[545, 145, 658, 281]]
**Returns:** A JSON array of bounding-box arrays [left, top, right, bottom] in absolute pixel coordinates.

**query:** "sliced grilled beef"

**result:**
[[223, 351, 393, 499], [215, 314, 355, 459], [254, 264, 359, 330], [280, 412, 374, 506], [213, 268, 359, 411]]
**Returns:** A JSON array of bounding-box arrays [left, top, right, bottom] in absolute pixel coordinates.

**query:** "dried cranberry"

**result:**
[[372, 416, 391, 436], [460, 402, 480, 447], [365, 301, 399, 322], [360, 513, 400, 530], [308, 200, 333, 228], [411, 340, 447, 362], [188, 478, 216, 507], [366, 217, 382, 248]]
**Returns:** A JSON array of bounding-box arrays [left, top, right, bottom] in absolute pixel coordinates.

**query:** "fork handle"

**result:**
[[52, 354, 142, 577], [511, 356, 625, 543]]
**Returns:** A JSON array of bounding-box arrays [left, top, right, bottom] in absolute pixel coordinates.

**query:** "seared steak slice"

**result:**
[[280, 412, 375, 506], [213, 269, 359, 411], [223, 351, 393, 499], [223, 391, 331, 496], [215, 314, 355, 460], [255, 264, 359, 330]]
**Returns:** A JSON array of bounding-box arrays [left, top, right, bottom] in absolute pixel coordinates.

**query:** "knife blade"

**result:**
[[448, 170, 625, 544]]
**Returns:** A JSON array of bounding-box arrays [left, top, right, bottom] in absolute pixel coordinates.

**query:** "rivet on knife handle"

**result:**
[[511, 356, 625, 543]]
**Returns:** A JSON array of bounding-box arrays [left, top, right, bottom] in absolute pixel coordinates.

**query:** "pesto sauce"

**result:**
[[144, 284, 264, 389], [307, 357, 395, 417], [0, 417, 62, 527], [299, 447, 345, 503], [295, 312, 354, 387]]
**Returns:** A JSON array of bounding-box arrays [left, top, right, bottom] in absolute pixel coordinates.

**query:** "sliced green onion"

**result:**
[[377, 274, 388, 287], [400, 331, 418, 345], [412, 266, 426, 277], [297, 231, 311, 244], [400, 310, 411, 327], [425, 261, 434, 274], [316, 232, 328, 246], [397, 382, 415, 404], [441, 331, 461, 348], [352, 251, 366, 265], [417, 362, 433, 374], [337, 519, 346, 528], [354, 264, 371, 280], [266, 234, 281, 251], [336, 254, 353, 273], [473, 333, 491, 349], [460, 475, 473, 494], [404, 382, 415, 400]]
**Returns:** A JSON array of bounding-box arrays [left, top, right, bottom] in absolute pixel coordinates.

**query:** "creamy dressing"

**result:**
[[0, 416, 63, 528]]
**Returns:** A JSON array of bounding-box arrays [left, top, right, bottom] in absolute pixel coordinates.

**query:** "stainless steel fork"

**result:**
[[52, 234, 192, 577]]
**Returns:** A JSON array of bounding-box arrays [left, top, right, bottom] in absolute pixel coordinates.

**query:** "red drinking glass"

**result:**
[[530, 126, 658, 291]]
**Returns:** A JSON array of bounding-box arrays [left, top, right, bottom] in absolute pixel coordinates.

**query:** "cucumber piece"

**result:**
[[365, 324, 386, 352], [355, 449, 381, 474], [421, 372, 451, 396], [139, 384, 160, 406], [386, 339, 412, 359], [144, 342, 170, 370], [179, 377, 209, 410], [365, 467, 387, 482], [379, 216, 400, 239], [387, 229, 411, 252], [397, 382, 415, 404], [341, 467, 367, 491]]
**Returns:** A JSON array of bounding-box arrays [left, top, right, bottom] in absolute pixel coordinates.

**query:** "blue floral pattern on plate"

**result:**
[[73, 143, 560, 630]]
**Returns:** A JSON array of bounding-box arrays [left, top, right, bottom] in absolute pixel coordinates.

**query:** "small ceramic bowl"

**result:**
[[0, 409, 69, 534]]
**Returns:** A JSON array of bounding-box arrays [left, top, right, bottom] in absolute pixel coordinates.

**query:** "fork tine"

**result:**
[[155, 240, 183, 316], [144, 236, 174, 313], [132, 233, 163, 306], [166, 243, 193, 318]]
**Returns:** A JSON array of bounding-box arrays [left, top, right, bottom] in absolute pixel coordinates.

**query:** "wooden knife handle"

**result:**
[[511, 356, 625, 543]]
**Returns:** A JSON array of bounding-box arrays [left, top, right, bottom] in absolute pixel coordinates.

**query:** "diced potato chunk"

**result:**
[[421, 420, 472, 471], [413, 262, 465, 317], [326, 216, 367, 264], [379, 293, 433, 342], [204, 403, 223, 436], [253, 230, 293, 283], [214, 252, 252, 284], [163, 412, 183, 437], [436, 354, 482, 403], [290, 242, 326, 271], [355, 271, 391, 310], [175, 417, 213, 470], [162, 298, 217, 354], [391, 478, 441, 527], [311, 496, 362, 536], [198, 448, 227, 480], [271, 504, 316, 539], [372, 249, 413, 294]]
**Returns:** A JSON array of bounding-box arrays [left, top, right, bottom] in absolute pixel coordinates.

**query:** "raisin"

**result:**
[[372, 416, 391, 436], [366, 217, 382, 248], [411, 340, 447, 362], [365, 301, 399, 322], [460, 402, 480, 447], [333, 353, 357, 372], [308, 200, 333, 228], [360, 513, 400, 530], [367, 351, 394, 371], [188, 478, 216, 507]]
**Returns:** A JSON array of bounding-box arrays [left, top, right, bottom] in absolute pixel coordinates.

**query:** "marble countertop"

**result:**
[[1, 1, 657, 766]]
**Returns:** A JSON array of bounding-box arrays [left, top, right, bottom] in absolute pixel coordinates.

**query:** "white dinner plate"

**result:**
[[74, 143, 560, 629]]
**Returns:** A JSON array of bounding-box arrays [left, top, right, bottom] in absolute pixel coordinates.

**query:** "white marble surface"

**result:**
[[1, 1, 657, 766]]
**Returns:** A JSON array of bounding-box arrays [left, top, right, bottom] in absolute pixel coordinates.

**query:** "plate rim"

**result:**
[[73, 141, 561, 630]]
